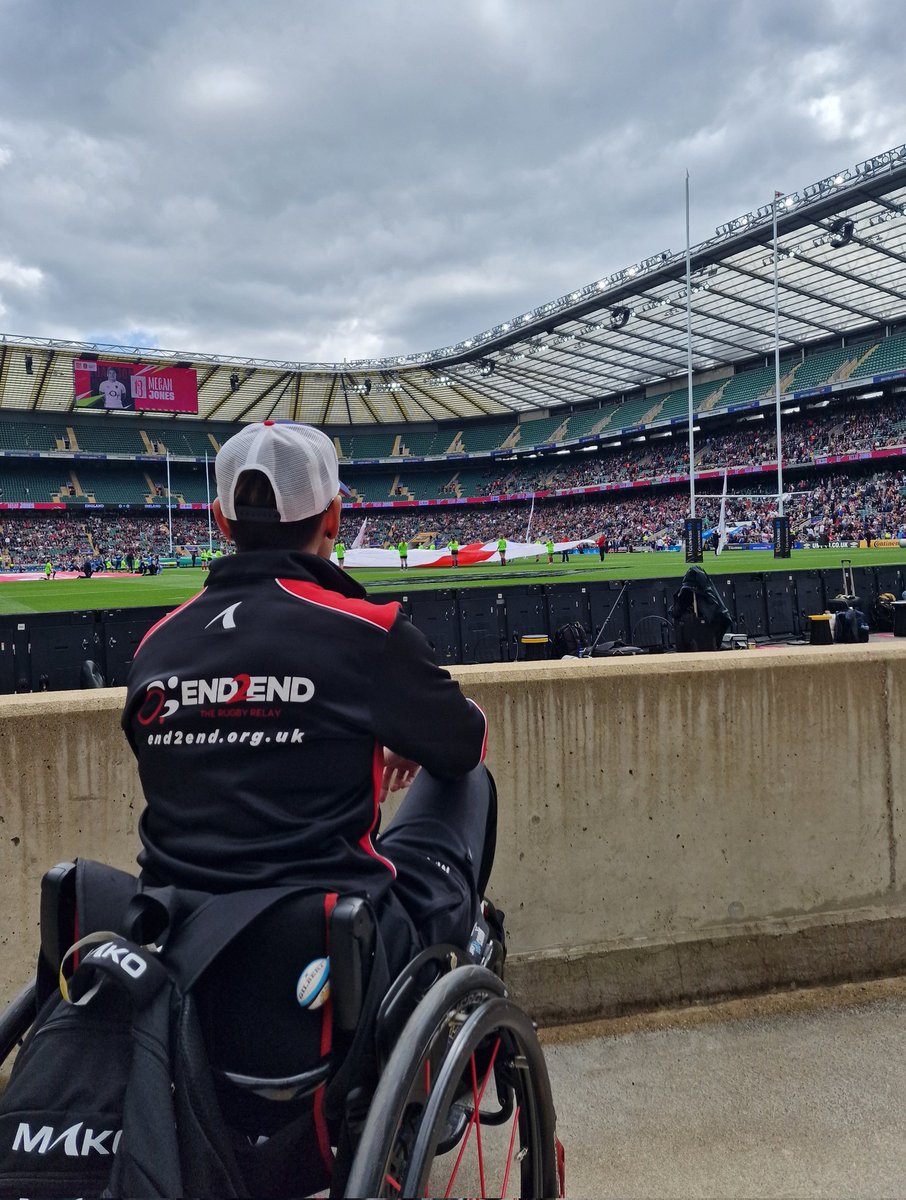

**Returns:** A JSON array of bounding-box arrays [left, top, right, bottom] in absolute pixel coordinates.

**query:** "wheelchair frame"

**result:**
[[0, 862, 563, 1199]]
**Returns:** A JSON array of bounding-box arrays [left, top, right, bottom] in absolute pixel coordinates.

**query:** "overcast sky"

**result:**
[[0, 0, 904, 365]]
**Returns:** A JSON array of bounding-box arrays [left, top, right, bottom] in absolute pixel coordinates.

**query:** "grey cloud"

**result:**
[[0, 0, 904, 363]]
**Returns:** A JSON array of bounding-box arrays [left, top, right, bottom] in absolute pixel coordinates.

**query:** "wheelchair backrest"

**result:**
[[38, 861, 379, 1089]]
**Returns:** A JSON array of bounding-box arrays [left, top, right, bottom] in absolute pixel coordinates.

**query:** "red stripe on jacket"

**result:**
[[276, 579, 399, 632]]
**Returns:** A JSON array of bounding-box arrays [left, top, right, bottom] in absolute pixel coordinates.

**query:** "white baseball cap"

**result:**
[[216, 421, 349, 523]]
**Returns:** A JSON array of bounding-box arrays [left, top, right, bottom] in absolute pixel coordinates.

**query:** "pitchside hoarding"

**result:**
[[73, 360, 198, 414]]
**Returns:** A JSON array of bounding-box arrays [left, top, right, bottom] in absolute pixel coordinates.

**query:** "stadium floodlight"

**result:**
[[829, 217, 855, 248]]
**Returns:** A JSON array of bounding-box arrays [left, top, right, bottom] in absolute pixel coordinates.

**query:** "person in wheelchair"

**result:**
[[0, 422, 560, 1199], [121, 422, 501, 1131], [123, 421, 496, 975]]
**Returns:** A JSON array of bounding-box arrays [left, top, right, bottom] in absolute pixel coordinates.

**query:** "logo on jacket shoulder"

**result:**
[[205, 602, 242, 631], [136, 673, 315, 725]]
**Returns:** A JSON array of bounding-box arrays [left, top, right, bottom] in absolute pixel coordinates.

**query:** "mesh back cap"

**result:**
[[216, 421, 344, 523]]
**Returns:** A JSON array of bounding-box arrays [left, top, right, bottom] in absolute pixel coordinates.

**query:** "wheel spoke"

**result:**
[[472, 1052, 487, 1198], [500, 1102, 521, 1198], [443, 1037, 500, 1198], [345, 971, 558, 1200]]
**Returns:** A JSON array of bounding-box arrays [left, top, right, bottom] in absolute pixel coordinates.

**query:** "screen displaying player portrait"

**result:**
[[74, 360, 199, 413], [97, 364, 131, 409]]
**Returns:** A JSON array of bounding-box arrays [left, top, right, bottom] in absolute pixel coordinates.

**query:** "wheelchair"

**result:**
[[0, 859, 564, 1199]]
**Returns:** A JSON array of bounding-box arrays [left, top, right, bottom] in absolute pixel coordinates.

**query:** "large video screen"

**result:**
[[74, 359, 198, 414]]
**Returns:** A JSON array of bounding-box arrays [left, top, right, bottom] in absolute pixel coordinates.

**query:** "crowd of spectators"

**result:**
[[2, 394, 906, 567], [346, 468, 906, 551], [3, 470, 906, 569], [0, 514, 224, 571], [460, 396, 906, 497]]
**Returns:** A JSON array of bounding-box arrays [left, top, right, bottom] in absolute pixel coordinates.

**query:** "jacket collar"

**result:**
[[206, 550, 368, 600]]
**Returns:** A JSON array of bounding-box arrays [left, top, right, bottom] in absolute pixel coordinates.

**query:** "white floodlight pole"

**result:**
[[204, 451, 213, 551], [685, 171, 696, 518], [773, 193, 784, 516], [166, 451, 173, 555]]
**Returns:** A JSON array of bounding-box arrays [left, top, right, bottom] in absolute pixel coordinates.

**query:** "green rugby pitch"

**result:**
[[1, 547, 904, 616]]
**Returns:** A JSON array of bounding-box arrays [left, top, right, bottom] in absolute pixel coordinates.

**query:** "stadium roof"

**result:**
[[2, 144, 906, 427]]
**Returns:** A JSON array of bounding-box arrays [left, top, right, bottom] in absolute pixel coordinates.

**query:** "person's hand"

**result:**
[[379, 748, 420, 803]]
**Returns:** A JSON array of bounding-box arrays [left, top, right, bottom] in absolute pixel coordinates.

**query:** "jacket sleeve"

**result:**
[[370, 613, 488, 778]]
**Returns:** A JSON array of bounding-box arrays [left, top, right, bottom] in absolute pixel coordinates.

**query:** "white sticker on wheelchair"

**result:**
[[295, 956, 330, 1009]]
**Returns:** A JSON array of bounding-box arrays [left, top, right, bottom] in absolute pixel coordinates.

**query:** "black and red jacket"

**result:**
[[122, 550, 488, 897]]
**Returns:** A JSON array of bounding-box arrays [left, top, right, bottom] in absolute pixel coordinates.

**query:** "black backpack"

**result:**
[[0, 933, 213, 1199], [873, 593, 896, 632], [0, 868, 388, 1199], [553, 622, 589, 658], [834, 607, 870, 644]]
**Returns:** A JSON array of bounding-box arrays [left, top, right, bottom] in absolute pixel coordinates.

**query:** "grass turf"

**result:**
[[1, 547, 904, 616]]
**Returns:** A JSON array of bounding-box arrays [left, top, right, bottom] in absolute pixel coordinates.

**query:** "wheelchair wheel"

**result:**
[[0, 982, 36, 1067], [346, 966, 561, 1199]]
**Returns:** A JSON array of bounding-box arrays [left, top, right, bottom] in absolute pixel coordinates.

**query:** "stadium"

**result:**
[[6, 124, 906, 1196], [2, 144, 906, 687]]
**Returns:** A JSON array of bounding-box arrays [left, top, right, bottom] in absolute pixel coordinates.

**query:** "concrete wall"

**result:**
[[3, 641, 906, 1024]]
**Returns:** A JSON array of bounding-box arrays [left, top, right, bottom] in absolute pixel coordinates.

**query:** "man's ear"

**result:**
[[212, 498, 231, 539], [324, 494, 343, 540], [314, 496, 343, 558]]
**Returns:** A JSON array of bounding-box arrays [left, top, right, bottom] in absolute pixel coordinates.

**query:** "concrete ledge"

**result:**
[[3, 641, 906, 1024], [506, 904, 906, 1025]]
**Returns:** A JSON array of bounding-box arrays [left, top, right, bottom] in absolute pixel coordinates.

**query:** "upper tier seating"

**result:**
[[564, 407, 615, 440], [344, 432, 397, 459], [458, 420, 515, 454], [70, 421, 148, 455], [849, 331, 906, 379]]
